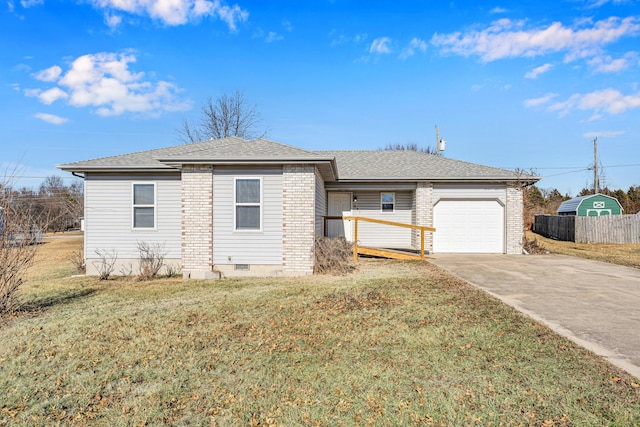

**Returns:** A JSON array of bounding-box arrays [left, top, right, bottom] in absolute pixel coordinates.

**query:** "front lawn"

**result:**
[[1, 236, 639, 426], [526, 230, 640, 269]]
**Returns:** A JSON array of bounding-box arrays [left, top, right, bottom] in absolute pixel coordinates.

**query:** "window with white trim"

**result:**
[[235, 178, 261, 230], [381, 192, 395, 212], [132, 183, 156, 229]]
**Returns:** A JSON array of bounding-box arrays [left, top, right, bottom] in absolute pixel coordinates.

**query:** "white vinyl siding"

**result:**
[[84, 173, 181, 260], [351, 190, 412, 248], [213, 167, 283, 265]]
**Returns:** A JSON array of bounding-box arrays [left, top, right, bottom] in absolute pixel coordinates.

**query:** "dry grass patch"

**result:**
[[527, 231, 640, 268], [1, 237, 639, 425]]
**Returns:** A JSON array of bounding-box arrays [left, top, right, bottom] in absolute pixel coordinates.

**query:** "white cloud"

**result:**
[[105, 13, 122, 28], [265, 31, 283, 43], [525, 63, 553, 79], [431, 16, 640, 63], [548, 88, 640, 118], [490, 6, 508, 14], [329, 30, 368, 46], [583, 130, 625, 138], [585, 0, 628, 8], [20, 0, 43, 7], [26, 52, 190, 117], [34, 113, 69, 125], [86, 0, 248, 29], [588, 51, 637, 73], [524, 92, 558, 107], [216, 3, 248, 30], [33, 65, 62, 82], [39, 87, 69, 104], [399, 38, 427, 59], [369, 37, 392, 54]]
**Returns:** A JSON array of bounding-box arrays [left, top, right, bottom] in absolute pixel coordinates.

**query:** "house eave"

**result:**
[[156, 157, 338, 181], [335, 176, 540, 184], [57, 157, 339, 181], [56, 165, 177, 173]]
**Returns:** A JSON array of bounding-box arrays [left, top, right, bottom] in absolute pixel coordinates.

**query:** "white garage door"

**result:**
[[433, 200, 504, 253]]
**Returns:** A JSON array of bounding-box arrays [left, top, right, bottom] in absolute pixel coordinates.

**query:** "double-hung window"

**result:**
[[132, 183, 156, 229], [381, 192, 395, 212], [235, 178, 261, 231]]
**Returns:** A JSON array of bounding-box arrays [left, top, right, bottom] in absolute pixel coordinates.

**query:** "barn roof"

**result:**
[[557, 193, 622, 214]]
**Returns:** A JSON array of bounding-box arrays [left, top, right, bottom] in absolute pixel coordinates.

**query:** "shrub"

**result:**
[[314, 236, 356, 275], [523, 236, 549, 255], [93, 249, 117, 280], [68, 249, 86, 273], [136, 241, 166, 281], [0, 202, 41, 314], [165, 263, 180, 278]]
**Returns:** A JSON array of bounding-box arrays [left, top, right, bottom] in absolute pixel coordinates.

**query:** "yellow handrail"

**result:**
[[341, 216, 436, 261]]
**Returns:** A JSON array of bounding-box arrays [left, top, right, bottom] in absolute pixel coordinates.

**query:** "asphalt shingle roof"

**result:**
[[319, 150, 523, 181], [58, 137, 535, 182], [57, 137, 331, 171]]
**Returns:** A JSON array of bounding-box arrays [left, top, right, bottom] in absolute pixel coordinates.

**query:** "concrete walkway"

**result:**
[[430, 254, 640, 379]]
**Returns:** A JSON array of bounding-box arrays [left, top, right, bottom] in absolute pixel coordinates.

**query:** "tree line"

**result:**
[[1, 175, 83, 233], [523, 184, 640, 227]]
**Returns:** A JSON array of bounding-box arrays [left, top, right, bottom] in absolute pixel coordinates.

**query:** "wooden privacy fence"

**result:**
[[575, 215, 640, 244], [534, 214, 640, 244], [533, 215, 575, 242]]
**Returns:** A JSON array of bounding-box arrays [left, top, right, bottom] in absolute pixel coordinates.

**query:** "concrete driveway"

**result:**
[[430, 254, 640, 379]]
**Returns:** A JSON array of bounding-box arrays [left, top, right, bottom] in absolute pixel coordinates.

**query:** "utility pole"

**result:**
[[593, 137, 599, 194], [435, 125, 440, 156]]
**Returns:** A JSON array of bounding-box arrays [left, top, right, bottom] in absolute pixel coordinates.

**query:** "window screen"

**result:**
[[235, 179, 261, 230], [133, 183, 155, 228]]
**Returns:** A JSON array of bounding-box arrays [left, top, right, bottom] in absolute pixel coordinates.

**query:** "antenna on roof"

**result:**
[[435, 125, 446, 156], [593, 137, 599, 194]]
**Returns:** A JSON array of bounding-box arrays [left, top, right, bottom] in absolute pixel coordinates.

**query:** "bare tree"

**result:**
[[0, 180, 42, 314], [37, 176, 83, 231], [383, 142, 438, 154], [178, 90, 267, 143]]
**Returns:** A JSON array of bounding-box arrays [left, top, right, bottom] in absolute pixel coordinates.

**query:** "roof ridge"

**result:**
[[254, 137, 322, 155]]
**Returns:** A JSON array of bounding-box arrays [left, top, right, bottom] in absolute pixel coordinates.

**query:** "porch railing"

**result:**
[[324, 215, 436, 261]]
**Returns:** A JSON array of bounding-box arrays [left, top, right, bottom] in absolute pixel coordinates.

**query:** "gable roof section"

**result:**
[[57, 137, 336, 176], [57, 138, 538, 183], [320, 150, 531, 182]]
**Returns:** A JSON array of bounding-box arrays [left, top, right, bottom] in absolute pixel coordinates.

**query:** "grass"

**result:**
[[1, 236, 640, 426], [526, 230, 640, 269]]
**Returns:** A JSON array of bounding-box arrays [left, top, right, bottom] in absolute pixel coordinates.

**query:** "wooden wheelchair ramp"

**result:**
[[324, 215, 436, 261], [356, 246, 432, 261]]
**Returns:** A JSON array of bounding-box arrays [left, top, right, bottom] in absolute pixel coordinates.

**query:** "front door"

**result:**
[[327, 192, 352, 241]]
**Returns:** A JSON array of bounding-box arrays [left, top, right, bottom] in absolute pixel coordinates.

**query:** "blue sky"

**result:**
[[2, 0, 640, 196]]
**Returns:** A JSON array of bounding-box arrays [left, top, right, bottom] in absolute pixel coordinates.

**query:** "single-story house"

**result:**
[[557, 193, 623, 216], [57, 137, 539, 278]]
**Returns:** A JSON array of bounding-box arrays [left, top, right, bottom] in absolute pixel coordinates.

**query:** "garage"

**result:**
[[433, 199, 504, 253]]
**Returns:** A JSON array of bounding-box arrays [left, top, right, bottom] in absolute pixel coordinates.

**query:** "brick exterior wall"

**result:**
[[506, 184, 524, 254], [282, 164, 316, 275], [412, 182, 433, 252], [181, 165, 214, 278]]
